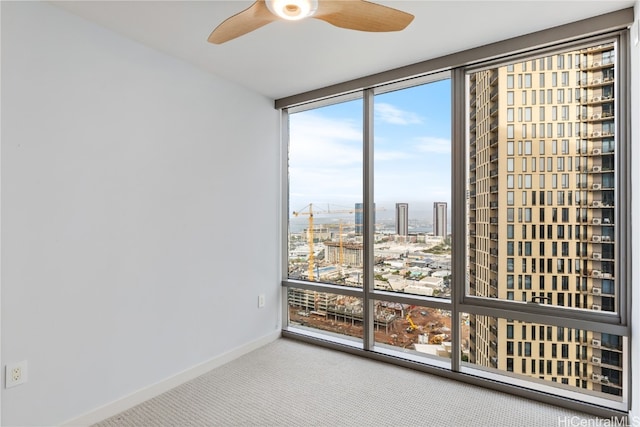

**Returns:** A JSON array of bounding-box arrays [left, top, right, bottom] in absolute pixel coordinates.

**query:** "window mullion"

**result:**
[[451, 67, 467, 372], [363, 88, 375, 351], [281, 108, 290, 330]]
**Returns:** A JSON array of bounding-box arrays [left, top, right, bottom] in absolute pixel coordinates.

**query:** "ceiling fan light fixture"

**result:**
[[208, 0, 414, 44], [265, 0, 318, 21]]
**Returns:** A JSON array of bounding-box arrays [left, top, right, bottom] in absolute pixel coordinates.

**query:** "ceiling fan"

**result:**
[[208, 0, 414, 44]]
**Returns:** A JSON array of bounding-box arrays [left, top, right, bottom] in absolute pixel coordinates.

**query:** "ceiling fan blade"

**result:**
[[313, 0, 414, 32], [208, 1, 278, 44]]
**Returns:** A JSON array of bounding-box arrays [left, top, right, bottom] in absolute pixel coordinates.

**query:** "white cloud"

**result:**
[[288, 112, 363, 208], [287, 111, 450, 209], [375, 103, 423, 125], [289, 112, 362, 167], [414, 136, 451, 154]]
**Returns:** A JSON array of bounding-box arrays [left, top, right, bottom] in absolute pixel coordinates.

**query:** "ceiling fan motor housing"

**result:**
[[265, 0, 319, 20]]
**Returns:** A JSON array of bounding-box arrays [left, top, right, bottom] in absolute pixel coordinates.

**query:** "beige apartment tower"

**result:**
[[468, 43, 621, 396]]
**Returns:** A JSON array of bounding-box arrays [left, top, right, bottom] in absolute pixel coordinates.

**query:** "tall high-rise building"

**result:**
[[467, 43, 620, 396], [355, 202, 376, 235], [355, 202, 364, 235], [433, 202, 448, 237], [396, 203, 409, 236]]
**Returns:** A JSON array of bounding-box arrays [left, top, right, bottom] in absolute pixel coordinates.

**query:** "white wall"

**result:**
[[630, 3, 640, 424], [1, 2, 280, 426]]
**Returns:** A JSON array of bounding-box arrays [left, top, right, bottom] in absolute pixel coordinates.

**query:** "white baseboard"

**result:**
[[60, 330, 281, 427]]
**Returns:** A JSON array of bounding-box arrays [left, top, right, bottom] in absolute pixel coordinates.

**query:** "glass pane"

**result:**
[[467, 43, 618, 312], [374, 79, 452, 298], [463, 313, 624, 401], [288, 99, 363, 285], [374, 302, 452, 362], [287, 288, 363, 342]]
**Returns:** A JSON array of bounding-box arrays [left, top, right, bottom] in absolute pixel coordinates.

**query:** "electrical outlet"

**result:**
[[6, 361, 28, 388], [258, 294, 265, 308]]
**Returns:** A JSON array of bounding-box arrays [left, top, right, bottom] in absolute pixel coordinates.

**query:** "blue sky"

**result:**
[[289, 78, 451, 221]]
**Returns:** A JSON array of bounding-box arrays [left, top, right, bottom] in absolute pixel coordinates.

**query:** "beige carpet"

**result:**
[[94, 338, 608, 426]]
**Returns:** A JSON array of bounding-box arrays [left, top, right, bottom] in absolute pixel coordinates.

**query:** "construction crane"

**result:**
[[292, 203, 356, 281], [406, 313, 418, 332], [292, 203, 385, 281]]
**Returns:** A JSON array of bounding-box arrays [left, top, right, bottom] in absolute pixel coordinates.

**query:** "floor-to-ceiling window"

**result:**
[[286, 96, 366, 343], [371, 78, 453, 361], [281, 14, 631, 416], [464, 40, 627, 407]]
